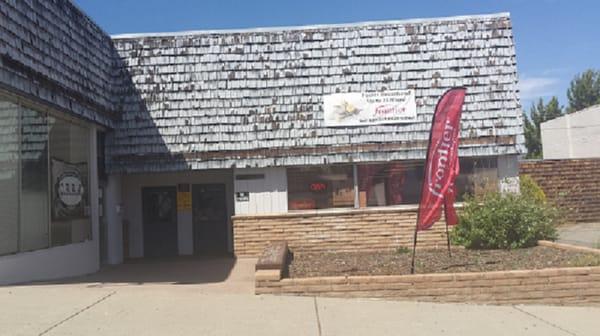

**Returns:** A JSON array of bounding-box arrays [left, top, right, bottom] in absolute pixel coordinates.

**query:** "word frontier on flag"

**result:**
[[410, 87, 467, 274]]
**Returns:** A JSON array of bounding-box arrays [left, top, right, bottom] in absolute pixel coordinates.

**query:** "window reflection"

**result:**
[[358, 158, 498, 207], [49, 117, 91, 246], [0, 101, 20, 255], [20, 108, 49, 251], [358, 162, 424, 206], [0, 95, 92, 256]]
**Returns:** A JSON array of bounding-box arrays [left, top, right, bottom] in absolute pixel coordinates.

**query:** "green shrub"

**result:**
[[520, 175, 547, 204], [451, 191, 560, 249]]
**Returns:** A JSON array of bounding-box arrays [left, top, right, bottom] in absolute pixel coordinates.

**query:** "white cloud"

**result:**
[[519, 76, 559, 101], [541, 67, 572, 76]]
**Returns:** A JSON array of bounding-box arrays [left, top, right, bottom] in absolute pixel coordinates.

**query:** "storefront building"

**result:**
[[0, 1, 524, 284]]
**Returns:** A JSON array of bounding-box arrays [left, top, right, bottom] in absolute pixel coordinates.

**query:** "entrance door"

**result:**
[[192, 184, 228, 254], [142, 186, 178, 258]]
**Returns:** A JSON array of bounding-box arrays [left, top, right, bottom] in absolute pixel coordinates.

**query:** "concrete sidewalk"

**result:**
[[49, 256, 258, 294], [558, 222, 600, 249], [1, 283, 598, 336]]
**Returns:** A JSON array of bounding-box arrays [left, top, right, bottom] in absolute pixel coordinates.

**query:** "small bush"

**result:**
[[520, 175, 547, 204], [451, 191, 560, 249]]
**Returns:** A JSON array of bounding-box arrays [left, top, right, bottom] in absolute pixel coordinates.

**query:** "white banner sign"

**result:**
[[323, 90, 417, 127]]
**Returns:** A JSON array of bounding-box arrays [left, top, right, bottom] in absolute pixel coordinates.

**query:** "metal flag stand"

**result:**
[[445, 202, 452, 258], [410, 204, 452, 274]]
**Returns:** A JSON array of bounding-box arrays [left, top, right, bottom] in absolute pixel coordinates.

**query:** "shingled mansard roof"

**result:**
[[0, 2, 525, 174], [0, 0, 120, 127], [108, 13, 525, 173]]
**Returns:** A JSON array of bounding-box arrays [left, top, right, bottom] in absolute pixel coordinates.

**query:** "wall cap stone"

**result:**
[[538, 240, 600, 255], [234, 203, 464, 220]]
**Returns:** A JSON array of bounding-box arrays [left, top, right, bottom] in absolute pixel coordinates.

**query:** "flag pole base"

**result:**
[[410, 228, 418, 274], [446, 222, 452, 258]]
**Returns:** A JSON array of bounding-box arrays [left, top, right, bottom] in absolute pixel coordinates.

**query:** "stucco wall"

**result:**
[[0, 240, 99, 285], [104, 174, 123, 265], [541, 106, 600, 160]]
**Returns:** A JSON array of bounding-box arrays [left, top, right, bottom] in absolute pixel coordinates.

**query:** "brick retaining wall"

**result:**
[[520, 158, 600, 223], [256, 266, 600, 305], [233, 207, 449, 257]]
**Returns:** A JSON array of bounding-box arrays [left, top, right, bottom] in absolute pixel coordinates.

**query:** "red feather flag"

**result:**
[[416, 88, 466, 231], [443, 154, 460, 226]]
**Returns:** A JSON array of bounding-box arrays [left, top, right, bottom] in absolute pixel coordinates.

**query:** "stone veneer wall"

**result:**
[[520, 158, 600, 223], [233, 207, 449, 257], [256, 266, 600, 305]]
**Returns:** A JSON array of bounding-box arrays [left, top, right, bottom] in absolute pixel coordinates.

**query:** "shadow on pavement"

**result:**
[[44, 255, 239, 285]]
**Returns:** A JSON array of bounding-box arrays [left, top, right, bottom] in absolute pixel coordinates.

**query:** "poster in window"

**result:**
[[51, 158, 88, 220]]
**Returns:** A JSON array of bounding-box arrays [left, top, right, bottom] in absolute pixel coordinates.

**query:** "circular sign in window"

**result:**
[[58, 172, 84, 207]]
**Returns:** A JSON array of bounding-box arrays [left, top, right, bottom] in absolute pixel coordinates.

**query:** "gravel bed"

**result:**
[[288, 246, 600, 278]]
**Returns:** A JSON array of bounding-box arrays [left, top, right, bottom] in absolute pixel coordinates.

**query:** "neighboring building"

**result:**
[[0, 0, 524, 284], [541, 104, 600, 159]]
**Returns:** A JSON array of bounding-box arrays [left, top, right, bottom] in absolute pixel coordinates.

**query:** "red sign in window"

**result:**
[[289, 199, 316, 210], [310, 182, 327, 192]]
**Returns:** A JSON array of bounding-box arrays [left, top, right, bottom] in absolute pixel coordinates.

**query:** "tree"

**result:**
[[523, 97, 563, 158], [566, 69, 600, 113]]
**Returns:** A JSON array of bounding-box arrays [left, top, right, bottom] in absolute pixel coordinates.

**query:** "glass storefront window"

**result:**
[[358, 162, 424, 206], [20, 108, 50, 251], [357, 158, 498, 207], [0, 95, 92, 256], [49, 117, 91, 247], [287, 165, 354, 210], [454, 157, 498, 199], [0, 101, 20, 255], [285, 158, 499, 213]]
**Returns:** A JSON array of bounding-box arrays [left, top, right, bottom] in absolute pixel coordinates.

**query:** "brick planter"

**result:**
[[255, 242, 600, 305], [233, 206, 451, 257]]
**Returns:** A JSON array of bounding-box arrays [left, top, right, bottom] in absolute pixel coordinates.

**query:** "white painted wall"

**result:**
[[0, 240, 99, 285], [233, 167, 287, 215], [121, 170, 234, 258], [0, 126, 100, 285], [541, 105, 600, 159], [104, 174, 123, 264]]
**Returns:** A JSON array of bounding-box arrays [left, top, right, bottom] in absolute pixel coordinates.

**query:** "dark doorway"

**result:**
[[142, 186, 178, 258], [192, 184, 228, 255]]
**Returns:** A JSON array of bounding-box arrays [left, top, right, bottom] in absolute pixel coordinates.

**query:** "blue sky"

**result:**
[[76, 0, 600, 111]]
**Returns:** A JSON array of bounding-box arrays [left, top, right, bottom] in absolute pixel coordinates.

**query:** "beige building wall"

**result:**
[[541, 105, 600, 159]]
